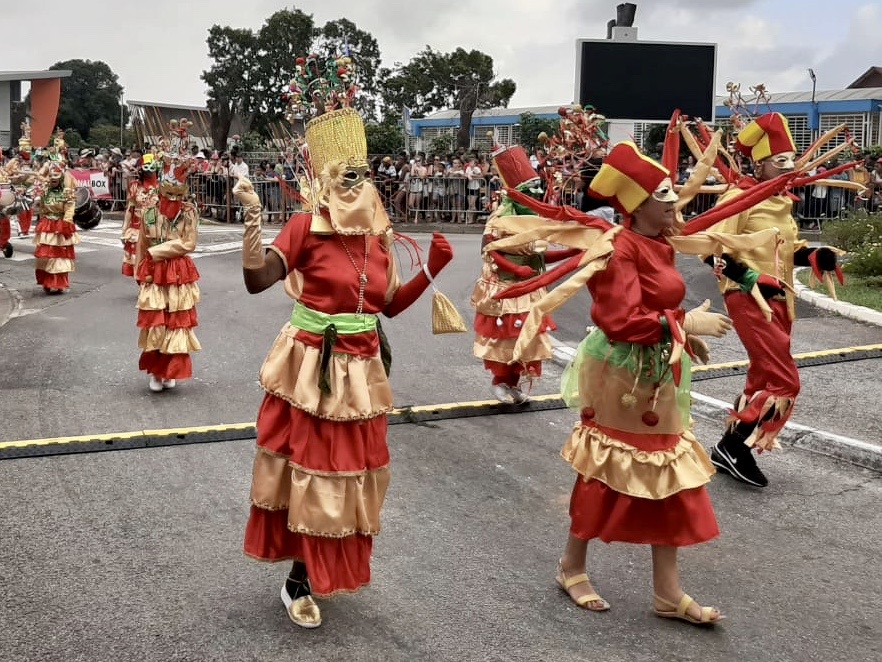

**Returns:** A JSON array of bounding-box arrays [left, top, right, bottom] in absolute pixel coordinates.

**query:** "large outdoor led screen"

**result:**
[[575, 40, 717, 122]]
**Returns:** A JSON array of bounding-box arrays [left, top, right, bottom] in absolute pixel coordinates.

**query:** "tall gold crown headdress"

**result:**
[[281, 53, 368, 201]]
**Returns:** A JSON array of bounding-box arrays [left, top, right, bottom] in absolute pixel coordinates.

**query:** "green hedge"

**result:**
[[821, 210, 882, 282]]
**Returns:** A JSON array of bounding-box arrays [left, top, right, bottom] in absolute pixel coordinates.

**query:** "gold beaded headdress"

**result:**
[[280, 51, 388, 235], [281, 52, 367, 180]]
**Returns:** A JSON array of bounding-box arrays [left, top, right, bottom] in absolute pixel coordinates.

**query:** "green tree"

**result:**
[[252, 8, 315, 134], [313, 18, 382, 120], [49, 59, 124, 140], [201, 26, 260, 149], [642, 123, 667, 158], [518, 113, 560, 152], [87, 124, 137, 150], [365, 120, 404, 155], [202, 10, 384, 143], [379, 47, 516, 149]]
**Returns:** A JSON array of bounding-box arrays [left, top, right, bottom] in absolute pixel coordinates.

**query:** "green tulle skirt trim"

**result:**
[[561, 327, 692, 426]]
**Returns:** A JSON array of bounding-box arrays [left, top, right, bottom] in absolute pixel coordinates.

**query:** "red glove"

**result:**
[[426, 232, 453, 277], [490, 251, 534, 279], [385, 232, 454, 317], [544, 247, 582, 263]]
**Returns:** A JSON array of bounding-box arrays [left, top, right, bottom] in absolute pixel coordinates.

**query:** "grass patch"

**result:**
[[797, 270, 882, 311]]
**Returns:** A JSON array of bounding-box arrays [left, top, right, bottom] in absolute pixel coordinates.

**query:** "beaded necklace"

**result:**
[[337, 234, 370, 314]]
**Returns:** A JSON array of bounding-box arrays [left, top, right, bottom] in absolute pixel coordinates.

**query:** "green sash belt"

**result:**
[[289, 303, 391, 394]]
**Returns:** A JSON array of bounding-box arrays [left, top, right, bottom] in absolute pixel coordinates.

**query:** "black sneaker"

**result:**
[[710, 442, 768, 488]]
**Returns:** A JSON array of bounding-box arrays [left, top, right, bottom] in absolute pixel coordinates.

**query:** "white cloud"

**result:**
[[1, 0, 878, 114]]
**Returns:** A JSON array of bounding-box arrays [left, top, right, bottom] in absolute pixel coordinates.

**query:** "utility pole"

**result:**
[[808, 68, 818, 141], [119, 91, 125, 148]]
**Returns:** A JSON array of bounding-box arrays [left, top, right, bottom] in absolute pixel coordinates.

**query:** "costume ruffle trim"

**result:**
[[136, 255, 200, 286], [138, 327, 201, 354], [473, 312, 556, 339], [33, 231, 80, 247], [259, 324, 393, 421], [34, 218, 77, 238], [471, 276, 547, 316], [728, 392, 793, 452], [473, 334, 552, 364], [250, 448, 390, 537], [137, 282, 201, 312], [562, 424, 715, 500], [33, 257, 75, 275]]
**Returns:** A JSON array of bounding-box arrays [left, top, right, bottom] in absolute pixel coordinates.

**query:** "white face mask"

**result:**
[[651, 177, 678, 203], [767, 152, 795, 171]]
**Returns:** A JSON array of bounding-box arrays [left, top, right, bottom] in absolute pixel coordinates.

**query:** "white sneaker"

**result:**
[[492, 384, 514, 403], [509, 386, 530, 404], [162, 379, 176, 389], [148, 375, 164, 392]]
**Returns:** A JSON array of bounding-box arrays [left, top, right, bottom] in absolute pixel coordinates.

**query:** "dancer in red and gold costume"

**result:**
[[135, 135, 200, 393], [121, 154, 159, 278], [471, 144, 578, 403], [235, 58, 454, 630], [699, 113, 848, 487], [485, 139, 798, 625], [34, 130, 78, 294]]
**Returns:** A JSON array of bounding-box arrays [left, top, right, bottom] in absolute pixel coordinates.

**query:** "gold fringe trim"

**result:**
[[473, 335, 552, 363], [34, 257, 75, 274], [138, 327, 201, 354], [260, 324, 393, 421], [562, 424, 715, 500], [137, 282, 201, 313]]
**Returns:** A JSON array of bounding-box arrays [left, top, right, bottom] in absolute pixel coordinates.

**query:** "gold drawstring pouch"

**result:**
[[423, 265, 467, 334]]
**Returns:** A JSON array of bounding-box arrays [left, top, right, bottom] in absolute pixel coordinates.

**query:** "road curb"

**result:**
[[691, 393, 882, 472], [793, 275, 882, 327], [0, 285, 21, 329]]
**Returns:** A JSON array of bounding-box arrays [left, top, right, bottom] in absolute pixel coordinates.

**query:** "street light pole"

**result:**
[[119, 91, 125, 148], [808, 68, 817, 141]]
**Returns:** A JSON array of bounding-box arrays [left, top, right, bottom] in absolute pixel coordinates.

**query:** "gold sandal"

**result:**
[[653, 593, 723, 626], [555, 563, 610, 612]]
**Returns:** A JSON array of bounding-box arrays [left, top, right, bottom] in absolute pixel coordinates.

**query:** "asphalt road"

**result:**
[[0, 221, 880, 661]]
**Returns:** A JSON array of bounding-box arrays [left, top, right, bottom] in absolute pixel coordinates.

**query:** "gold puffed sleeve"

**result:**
[[147, 204, 198, 261]]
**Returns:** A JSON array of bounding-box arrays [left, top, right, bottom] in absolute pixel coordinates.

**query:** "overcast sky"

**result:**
[[3, 0, 881, 110]]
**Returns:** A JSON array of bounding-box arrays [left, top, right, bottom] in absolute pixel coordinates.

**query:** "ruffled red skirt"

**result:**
[[135, 253, 199, 286], [243, 393, 390, 597], [137, 254, 200, 380], [569, 425, 719, 547]]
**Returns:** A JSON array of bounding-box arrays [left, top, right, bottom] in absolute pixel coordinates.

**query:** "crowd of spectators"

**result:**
[[8, 138, 880, 228]]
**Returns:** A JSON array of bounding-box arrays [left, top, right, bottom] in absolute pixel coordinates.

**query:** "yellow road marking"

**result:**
[[3, 344, 880, 451]]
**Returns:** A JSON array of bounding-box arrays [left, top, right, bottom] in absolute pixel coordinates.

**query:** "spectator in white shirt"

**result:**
[[229, 153, 250, 180]]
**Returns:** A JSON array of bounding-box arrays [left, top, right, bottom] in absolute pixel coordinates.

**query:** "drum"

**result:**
[[73, 186, 102, 230], [0, 185, 14, 213]]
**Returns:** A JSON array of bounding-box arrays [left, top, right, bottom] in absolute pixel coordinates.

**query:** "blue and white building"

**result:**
[[407, 88, 882, 154]]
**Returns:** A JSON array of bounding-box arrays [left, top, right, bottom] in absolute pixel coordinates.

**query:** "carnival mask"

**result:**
[[766, 151, 795, 171], [651, 177, 679, 203]]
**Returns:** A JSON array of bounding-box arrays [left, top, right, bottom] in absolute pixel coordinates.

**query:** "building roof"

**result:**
[[127, 100, 209, 112], [422, 104, 570, 121], [848, 67, 882, 89], [714, 87, 882, 105], [0, 70, 72, 82]]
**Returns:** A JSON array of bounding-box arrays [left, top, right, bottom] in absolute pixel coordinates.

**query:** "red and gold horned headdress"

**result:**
[[157, 118, 195, 198]]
